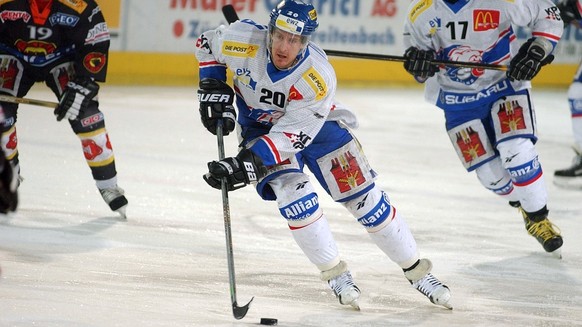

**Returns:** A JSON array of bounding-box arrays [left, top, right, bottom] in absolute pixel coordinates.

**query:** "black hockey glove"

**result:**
[[203, 149, 267, 191], [0, 152, 18, 214], [403, 47, 439, 79], [507, 37, 555, 81], [557, 0, 582, 26], [54, 76, 99, 121], [198, 78, 237, 136]]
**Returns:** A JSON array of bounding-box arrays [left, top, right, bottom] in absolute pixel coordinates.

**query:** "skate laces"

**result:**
[[328, 271, 360, 303], [526, 219, 561, 241], [99, 186, 125, 204], [412, 273, 449, 304]]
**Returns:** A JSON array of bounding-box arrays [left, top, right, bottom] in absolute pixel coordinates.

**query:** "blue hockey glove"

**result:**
[[198, 78, 237, 136], [403, 47, 439, 79], [54, 77, 99, 121], [203, 149, 267, 191], [507, 38, 554, 81]]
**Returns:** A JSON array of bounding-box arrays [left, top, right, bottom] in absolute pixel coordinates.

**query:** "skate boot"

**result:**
[[519, 206, 563, 257], [404, 259, 452, 309], [99, 186, 128, 218], [554, 147, 582, 188], [321, 261, 361, 310]]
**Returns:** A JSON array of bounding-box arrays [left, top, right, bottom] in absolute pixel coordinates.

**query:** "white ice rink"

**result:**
[[1, 84, 581, 327]]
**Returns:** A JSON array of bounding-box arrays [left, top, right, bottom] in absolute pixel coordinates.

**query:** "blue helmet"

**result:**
[[269, 0, 319, 37]]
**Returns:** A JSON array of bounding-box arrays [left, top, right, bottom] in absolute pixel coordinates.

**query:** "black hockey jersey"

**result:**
[[0, 0, 110, 82]]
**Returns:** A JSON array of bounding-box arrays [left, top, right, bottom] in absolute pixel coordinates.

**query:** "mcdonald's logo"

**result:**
[[473, 10, 499, 31]]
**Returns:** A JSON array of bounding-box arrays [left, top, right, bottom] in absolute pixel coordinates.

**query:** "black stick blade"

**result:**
[[232, 297, 254, 320], [222, 5, 239, 24]]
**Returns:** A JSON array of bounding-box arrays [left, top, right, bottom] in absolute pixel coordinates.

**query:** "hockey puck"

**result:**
[[260, 318, 278, 325]]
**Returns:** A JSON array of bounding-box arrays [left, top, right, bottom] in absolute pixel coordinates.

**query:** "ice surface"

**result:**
[[1, 85, 581, 327]]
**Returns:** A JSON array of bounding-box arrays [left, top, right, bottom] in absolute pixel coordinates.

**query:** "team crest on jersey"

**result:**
[[196, 34, 211, 54], [15, 40, 56, 55], [330, 151, 366, 193], [302, 67, 326, 101], [83, 52, 106, 73], [473, 10, 499, 31], [409, 0, 432, 23], [445, 46, 484, 85], [58, 0, 88, 14], [222, 41, 259, 58], [0, 10, 31, 23], [497, 100, 526, 133]]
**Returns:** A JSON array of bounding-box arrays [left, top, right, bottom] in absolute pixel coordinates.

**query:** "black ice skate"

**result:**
[[99, 186, 128, 218], [554, 148, 582, 188], [518, 206, 563, 258]]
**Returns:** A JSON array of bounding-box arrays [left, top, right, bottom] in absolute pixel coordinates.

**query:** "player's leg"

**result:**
[[305, 122, 451, 308], [46, 63, 127, 217], [263, 167, 361, 309], [554, 75, 582, 183], [0, 55, 36, 184]]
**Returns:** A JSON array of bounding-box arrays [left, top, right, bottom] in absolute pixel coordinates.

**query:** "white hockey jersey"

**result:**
[[195, 20, 357, 167], [403, 0, 563, 111]]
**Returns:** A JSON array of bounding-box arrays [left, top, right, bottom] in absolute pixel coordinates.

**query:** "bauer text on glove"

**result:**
[[54, 77, 99, 121], [198, 78, 237, 136], [507, 37, 555, 81], [203, 149, 267, 191]]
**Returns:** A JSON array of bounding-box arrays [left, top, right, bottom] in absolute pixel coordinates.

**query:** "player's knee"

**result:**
[[71, 104, 105, 133], [497, 138, 542, 186], [344, 186, 393, 232], [272, 173, 322, 228], [475, 159, 514, 195]]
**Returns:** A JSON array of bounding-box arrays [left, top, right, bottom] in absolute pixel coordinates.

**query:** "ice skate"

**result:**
[[99, 186, 128, 218], [404, 259, 452, 309], [554, 148, 582, 189], [322, 261, 361, 310], [519, 208, 563, 258]]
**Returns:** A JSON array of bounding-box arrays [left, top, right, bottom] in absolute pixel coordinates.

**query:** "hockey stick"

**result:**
[[0, 94, 58, 108], [221, 4, 506, 72], [323, 49, 508, 71], [215, 120, 253, 320]]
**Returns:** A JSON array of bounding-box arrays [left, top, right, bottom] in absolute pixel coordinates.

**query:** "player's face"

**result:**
[[270, 28, 306, 69]]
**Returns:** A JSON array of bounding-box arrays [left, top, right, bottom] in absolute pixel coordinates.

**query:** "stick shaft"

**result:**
[[0, 95, 58, 108]]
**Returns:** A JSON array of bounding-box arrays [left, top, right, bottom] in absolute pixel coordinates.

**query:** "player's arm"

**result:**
[[401, 4, 439, 82]]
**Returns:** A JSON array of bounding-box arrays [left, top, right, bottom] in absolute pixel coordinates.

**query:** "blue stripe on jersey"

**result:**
[[240, 19, 267, 30], [199, 66, 227, 81]]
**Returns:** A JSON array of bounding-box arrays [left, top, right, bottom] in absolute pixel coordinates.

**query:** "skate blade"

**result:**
[[349, 300, 361, 311], [550, 248, 562, 259], [116, 205, 128, 219], [553, 176, 582, 189], [441, 302, 453, 310]]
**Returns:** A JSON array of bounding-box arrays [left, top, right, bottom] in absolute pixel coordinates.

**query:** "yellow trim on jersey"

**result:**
[[222, 41, 260, 58], [409, 0, 432, 23], [303, 67, 327, 101], [0, 0, 15, 6], [58, 0, 88, 14]]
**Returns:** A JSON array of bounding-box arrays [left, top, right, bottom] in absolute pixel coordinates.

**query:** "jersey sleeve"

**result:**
[[71, 1, 110, 82], [249, 57, 338, 167], [195, 24, 229, 81], [510, 0, 563, 47]]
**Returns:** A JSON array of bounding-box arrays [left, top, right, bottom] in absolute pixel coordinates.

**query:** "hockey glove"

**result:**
[[198, 78, 237, 136], [0, 152, 18, 213], [403, 47, 439, 79], [507, 37, 555, 81], [203, 149, 267, 191], [557, 0, 582, 26], [54, 77, 99, 121]]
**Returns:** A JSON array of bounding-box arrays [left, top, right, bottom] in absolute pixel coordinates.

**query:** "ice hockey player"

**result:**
[[554, 0, 582, 186], [0, 0, 128, 217], [196, 0, 452, 309], [402, 0, 563, 256]]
